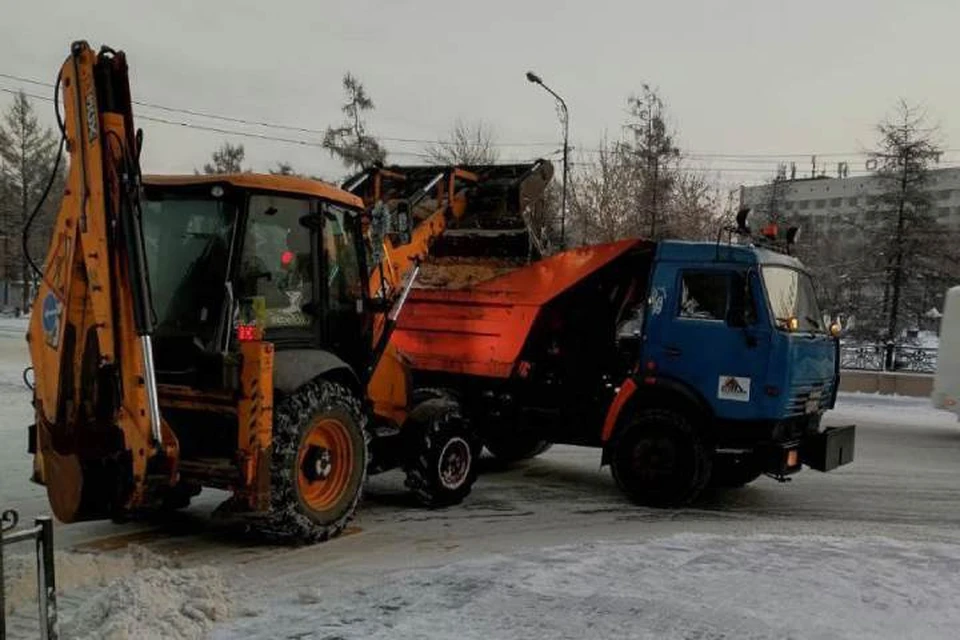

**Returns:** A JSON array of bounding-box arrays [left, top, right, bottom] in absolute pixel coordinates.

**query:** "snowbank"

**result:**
[[4, 544, 231, 640], [834, 391, 958, 426], [212, 533, 960, 640], [3, 545, 166, 617], [62, 565, 231, 640]]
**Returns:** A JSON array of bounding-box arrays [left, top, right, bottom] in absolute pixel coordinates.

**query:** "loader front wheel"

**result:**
[[404, 398, 478, 508], [610, 409, 711, 508], [266, 379, 368, 543]]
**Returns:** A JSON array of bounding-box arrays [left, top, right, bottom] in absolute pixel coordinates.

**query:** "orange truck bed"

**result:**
[[392, 238, 648, 378]]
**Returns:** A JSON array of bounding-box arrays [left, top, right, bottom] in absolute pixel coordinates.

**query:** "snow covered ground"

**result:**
[[212, 534, 960, 640]]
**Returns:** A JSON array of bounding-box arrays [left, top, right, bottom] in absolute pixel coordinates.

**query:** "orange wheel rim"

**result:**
[[296, 417, 354, 512]]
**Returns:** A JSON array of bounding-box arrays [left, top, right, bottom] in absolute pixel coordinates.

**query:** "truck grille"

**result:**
[[786, 381, 833, 417]]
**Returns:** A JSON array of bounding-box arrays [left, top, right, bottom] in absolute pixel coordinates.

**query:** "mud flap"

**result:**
[[801, 425, 856, 472]]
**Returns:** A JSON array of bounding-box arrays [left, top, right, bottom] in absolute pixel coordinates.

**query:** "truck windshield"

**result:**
[[141, 192, 236, 343], [762, 266, 823, 332]]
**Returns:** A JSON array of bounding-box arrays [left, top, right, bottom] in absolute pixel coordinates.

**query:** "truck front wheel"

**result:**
[[610, 409, 711, 507]]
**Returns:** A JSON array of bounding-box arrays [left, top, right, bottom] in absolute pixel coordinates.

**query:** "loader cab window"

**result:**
[[323, 206, 364, 313], [141, 190, 237, 345], [239, 195, 313, 329]]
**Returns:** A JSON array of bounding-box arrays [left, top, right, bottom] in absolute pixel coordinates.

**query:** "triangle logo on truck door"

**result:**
[[718, 375, 751, 402]]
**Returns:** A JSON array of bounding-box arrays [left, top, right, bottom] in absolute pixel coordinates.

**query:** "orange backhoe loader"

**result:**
[[24, 41, 481, 543]]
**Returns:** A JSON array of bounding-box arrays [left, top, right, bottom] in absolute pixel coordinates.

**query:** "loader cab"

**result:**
[[141, 175, 372, 387], [642, 241, 838, 427]]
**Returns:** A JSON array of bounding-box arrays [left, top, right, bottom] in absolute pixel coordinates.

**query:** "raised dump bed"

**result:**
[[393, 238, 650, 378]]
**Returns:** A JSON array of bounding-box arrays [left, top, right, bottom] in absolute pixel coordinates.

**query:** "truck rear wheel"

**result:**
[[610, 409, 711, 507], [265, 379, 368, 543], [403, 398, 478, 508]]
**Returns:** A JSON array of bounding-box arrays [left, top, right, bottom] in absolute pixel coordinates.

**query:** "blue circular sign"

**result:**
[[42, 293, 59, 333]]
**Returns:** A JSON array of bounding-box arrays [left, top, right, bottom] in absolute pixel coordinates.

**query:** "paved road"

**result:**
[[3, 328, 960, 593]]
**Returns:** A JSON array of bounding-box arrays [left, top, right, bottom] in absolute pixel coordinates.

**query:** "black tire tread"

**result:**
[[610, 408, 711, 508], [403, 398, 478, 508], [260, 378, 368, 544]]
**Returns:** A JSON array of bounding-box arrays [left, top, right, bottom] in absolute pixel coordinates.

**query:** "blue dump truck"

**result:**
[[391, 213, 856, 506]]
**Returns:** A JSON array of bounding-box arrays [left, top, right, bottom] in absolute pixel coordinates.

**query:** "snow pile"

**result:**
[[62, 565, 231, 640], [834, 391, 958, 427], [3, 544, 167, 616], [4, 543, 231, 639], [212, 534, 960, 639]]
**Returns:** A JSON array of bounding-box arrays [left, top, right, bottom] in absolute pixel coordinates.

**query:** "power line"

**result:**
[[8, 69, 957, 160], [0, 85, 438, 160], [4, 71, 959, 167], [0, 71, 557, 148]]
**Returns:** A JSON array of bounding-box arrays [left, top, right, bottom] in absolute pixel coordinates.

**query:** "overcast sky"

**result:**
[[2, 0, 958, 189]]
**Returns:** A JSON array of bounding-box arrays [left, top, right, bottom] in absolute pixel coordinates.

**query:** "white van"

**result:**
[[933, 286, 960, 419]]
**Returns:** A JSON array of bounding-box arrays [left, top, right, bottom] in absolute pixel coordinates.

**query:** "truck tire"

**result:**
[[264, 379, 368, 543], [483, 432, 553, 463], [708, 456, 763, 488], [403, 397, 478, 508], [610, 408, 711, 507]]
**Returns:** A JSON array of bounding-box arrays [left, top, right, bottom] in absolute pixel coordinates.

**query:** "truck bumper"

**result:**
[[757, 425, 856, 476], [801, 424, 856, 472]]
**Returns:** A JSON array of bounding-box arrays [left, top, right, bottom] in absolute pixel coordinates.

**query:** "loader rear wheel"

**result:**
[[265, 379, 367, 543], [610, 409, 711, 508], [404, 398, 478, 508]]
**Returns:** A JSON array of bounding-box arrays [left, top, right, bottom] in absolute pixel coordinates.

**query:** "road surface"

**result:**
[[3, 318, 960, 637]]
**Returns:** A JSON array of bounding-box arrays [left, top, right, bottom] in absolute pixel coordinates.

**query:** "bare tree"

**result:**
[[202, 142, 247, 174], [0, 91, 63, 311], [568, 138, 639, 245], [663, 172, 724, 241], [323, 73, 387, 170], [865, 101, 949, 340], [269, 161, 298, 176], [622, 85, 680, 238], [425, 120, 500, 165]]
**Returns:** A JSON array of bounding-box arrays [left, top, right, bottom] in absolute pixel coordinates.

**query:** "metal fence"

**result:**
[[0, 510, 58, 640], [839, 343, 939, 374]]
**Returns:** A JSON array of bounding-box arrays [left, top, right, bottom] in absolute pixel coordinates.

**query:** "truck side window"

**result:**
[[679, 272, 729, 321]]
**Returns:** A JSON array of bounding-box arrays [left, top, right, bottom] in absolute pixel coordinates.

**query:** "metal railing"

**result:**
[[0, 510, 58, 640], [839, 343, 939, 374]]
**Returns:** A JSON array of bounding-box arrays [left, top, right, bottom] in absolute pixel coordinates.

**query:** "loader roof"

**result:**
[[143, 173, 364, 209]]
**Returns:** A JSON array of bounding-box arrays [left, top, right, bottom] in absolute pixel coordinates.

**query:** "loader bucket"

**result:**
[[344, 160, 554, 263]]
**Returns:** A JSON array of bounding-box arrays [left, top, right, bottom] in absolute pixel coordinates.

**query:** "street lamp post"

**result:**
[[526, 71, 568, 249]]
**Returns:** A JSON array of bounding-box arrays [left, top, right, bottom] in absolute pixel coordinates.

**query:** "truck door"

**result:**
[[645, 265, 770, 420]]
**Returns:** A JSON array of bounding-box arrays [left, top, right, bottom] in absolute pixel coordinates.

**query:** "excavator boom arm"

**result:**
[[27, 42, 174, 522]]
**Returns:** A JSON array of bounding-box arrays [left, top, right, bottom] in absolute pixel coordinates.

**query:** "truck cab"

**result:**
[[637, 240, 851, 488], [645, 241, 837, 435]]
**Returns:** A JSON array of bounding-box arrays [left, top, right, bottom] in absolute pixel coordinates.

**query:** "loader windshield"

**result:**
[[141, 191, 237, 343]]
